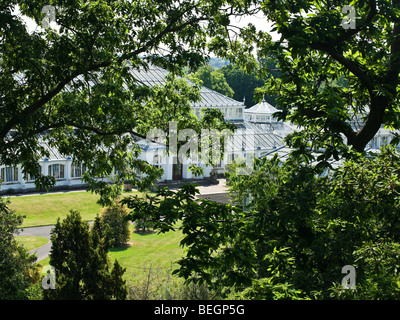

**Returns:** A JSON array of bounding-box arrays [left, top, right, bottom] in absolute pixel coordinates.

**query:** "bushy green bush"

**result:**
[[134, 217, 156, 233], [0, 197, 39, 299], [225, 146, 400, 299], [100, 202, 131, 247]]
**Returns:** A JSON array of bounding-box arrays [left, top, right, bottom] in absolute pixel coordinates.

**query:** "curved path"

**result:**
[[14, 179, 229, 262], [15, 225, 53, 262]]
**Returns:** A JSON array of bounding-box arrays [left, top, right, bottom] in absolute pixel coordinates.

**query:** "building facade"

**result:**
[[16, 66, 399, 193], [0, 65, 290, 194]]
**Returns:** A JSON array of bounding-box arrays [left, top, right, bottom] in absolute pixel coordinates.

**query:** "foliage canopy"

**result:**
[[212, 0, 400, 161], [123, 147, 400, 299], [0, 0, 242, 201]]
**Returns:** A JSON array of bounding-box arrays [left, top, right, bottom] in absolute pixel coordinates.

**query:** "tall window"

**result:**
[[71, 162, 86, 178], [153, 154, 160, 168], [221, 108, 227, 118], [226, 108, 232, 119], [227, 153, 236, 164], [234, 108, 242, 119], [373, 137, 379, 148], [1, 167, 18, 183], [48, 164, 65, 179]]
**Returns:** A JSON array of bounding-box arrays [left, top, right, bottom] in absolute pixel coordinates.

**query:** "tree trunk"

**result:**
[[349, 96, 388, 152]]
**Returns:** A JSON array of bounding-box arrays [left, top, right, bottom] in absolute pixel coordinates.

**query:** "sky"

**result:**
[[231, 10, 279, 40]]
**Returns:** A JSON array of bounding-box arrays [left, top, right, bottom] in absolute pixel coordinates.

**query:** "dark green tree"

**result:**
[[220, 62, 278, 108], [0, 198, 38, 300], [100, 202, 131, 247], [45, 210, 127, 300]]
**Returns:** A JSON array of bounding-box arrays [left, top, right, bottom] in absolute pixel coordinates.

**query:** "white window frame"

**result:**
[[1, 166, 19, 184], [153, 155, 160, 169], [71, 162, 86, 178], [48, 164, 65, 180]]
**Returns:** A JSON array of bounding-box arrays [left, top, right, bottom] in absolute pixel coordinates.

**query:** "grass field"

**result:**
[[35, 225, 185, 292], [109, 225, 184, 282], [8, 190, 143, 227], [8, 191, 102, 227], [15, 236, 49, 251]]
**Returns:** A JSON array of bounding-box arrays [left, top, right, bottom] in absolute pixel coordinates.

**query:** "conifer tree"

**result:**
[[0, 198, 38, 299], [44, 210, 127, 300]]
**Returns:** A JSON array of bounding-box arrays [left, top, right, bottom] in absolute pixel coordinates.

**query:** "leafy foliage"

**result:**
[[123, 147, 400, 299], [229, 147, 400, 299], [220, 61, 279, 108], [213, 0, 400, 160], [1, 0, 240, 201], [187, 65, 234, 98]]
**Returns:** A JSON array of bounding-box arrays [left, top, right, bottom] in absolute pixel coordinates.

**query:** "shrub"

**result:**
[[126, 263, 218, 300], [100, 202, 131, 247], [134, 217, 156, 233], [123, 147, 400, 299]]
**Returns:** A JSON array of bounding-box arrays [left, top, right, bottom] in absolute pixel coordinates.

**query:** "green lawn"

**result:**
[[109, 224, 184, 284], [8, 190, 185, 294], [8, 190, 142, 227], [15, 236, 49, 251]]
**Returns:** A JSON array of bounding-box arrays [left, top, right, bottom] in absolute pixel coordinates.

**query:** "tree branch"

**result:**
[[0, 61, 112, 140], [1, 5, 212, 147], [331, 0, 377, 45], [309, 42, 374, 95]]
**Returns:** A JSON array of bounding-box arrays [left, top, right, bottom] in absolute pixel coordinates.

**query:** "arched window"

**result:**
[[1, 167, 18, 183], [48, 164, 65, 179]]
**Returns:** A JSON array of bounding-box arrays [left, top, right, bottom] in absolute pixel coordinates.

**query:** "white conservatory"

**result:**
[[0, 65, 290, 194]]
